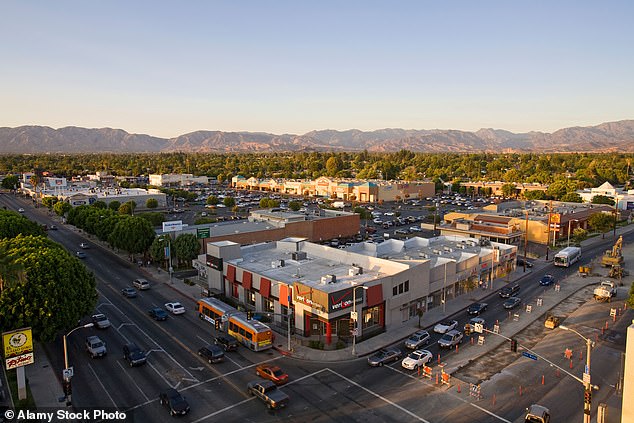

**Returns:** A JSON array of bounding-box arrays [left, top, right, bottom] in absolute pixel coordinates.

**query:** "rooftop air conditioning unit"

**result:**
[[348, 265, 363, 276], [320, 274, 337, 284], [292, 251, 307, 261]]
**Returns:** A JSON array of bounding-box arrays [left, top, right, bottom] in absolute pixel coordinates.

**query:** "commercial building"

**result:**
[[149, 173, 210, 187], [577, 181, 634, 211], [194, 235, 516, 348]]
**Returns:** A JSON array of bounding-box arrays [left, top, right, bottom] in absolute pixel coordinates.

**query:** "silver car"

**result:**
[[367, 347, 402, 367], [405, 330, 431, 350]]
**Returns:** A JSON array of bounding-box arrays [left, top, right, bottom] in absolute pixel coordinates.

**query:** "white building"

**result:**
[[577, 181, 634, 211], [149, 173, 209, 187]]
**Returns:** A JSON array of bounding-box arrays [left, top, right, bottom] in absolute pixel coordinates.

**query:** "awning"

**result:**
[[242, 271, 253, 290], [279, 284, 291, 307], [227, 265, 236, 284], [260, 278, 271, 298]]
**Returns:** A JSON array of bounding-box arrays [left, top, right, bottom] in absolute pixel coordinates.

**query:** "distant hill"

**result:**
[[1, 120, 633, 154]]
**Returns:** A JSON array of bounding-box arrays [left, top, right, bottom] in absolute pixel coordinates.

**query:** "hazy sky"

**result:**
[[1, 1, 633, 138]]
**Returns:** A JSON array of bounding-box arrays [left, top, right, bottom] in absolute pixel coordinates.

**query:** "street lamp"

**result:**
[[559, 325, 595, 423], [567, 219, 579, 247], [62, 322, 94, 405], [351, 285, 368, 356]]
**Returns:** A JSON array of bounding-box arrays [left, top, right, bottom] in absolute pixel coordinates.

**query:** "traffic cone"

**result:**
[[457, 383, 461, 393]]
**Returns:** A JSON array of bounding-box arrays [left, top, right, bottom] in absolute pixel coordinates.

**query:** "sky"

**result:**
[[1, 1, 633, 138]]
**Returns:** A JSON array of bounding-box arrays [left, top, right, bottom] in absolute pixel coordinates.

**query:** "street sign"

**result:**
[[197, 227, 210, 239], [350, 311, 358, 320], [63, 367, 74, 379], [474, 323, 484, 333], [583, 372, 591, 384], [610, 308, 617, 317], [522, 351, 538, 361]]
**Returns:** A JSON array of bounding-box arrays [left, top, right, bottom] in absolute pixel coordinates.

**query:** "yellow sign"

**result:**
[[3, 327, 33, 359]]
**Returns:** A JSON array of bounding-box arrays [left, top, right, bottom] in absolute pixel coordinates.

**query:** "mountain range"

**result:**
[[1, 120, 633, 154]]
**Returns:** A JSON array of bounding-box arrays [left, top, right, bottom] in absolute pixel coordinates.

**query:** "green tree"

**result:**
[[53, 201, 72, 217], [588, 212, 614, 238], [501, 183, 517, 198], [288, 200, 302, 211], [523, 190, 546, 200], [118, 202, 134, 215], [138, 212, 164, 227], [259, 197, 280, 208], [150, 235, 170, 266], [1, 175, 19, 190], [91, 201, 107, 209], [572, 228, 588, 245], [591, 195, 615, 206], [325, 156, 343, 176], [560, 192, 583, 203], [223, 197, 236, 208], [0, 235, 97, 341], [173, 233, 201, 266], [146, 198, 159, 209], [0, 210, 46, 239], [41, 196, 58, 209], [206, 196, 219, 205], [109, 216, 156, 258], [108, 201, 121, 212]]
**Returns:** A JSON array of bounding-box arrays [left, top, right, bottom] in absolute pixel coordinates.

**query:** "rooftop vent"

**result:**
[[292, 251, 307, 261], [348, 265, 363, 276], [320, 274, 337, 284]]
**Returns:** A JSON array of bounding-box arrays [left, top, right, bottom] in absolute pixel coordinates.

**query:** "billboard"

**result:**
[[3, 327, 34, 370], [162, 220, 183, 232]]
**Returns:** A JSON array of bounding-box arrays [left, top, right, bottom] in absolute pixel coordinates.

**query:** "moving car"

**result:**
[[214, 335, 239, 352], [433, 320, 458, 334], [148, 307, 168, 321], [539, 274, 555, 286], [18, 208, 25, 213], [159, 388, 190, 416], [49, 224, 58, 230], [503, 296, 522, 309], [256, 364, 289, 385], [404, 330, 431, 350], [79, 242, 90, 249], [91, 313, 111, 329], [367, 347, 402, 367], [524, 404, 550, 423], [121, 287, 137, 298], [467, 302, 488, 315], [165, 302, 186, 315], [499, 283, 520, 298], [401, 349, 432, 370], [85, 336, 107, 358], [133, 278, 150, 290], [438, 330, 464, 348], [198, 345, 225, 363], [123, 343, 147, 366], [247, 380, 289, 410], [75, 251, 86, 259]]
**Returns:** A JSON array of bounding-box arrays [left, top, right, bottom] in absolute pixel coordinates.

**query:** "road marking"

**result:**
[[326, 368, 430, 423], [116, 361, 150, 401], [86, 362, 117, 407]]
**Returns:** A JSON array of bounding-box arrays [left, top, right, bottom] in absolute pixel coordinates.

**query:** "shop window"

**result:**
[[246, 290, 255, 306], [263, 297, 274, 313]]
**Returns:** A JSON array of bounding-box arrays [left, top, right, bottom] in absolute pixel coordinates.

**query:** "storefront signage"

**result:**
[[293, 282, 360, 314]]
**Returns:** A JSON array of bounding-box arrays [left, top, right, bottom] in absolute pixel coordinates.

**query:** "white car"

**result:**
[[433, 320, 458, 334], [18, 208, 25, 213], [401, 349, 433, 370], [165, 302, 186, 315]]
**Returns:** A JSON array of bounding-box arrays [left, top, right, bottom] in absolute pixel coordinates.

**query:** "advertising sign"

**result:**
[[293, 282, 361, 313], [3, 327, 34, 370], [197, 227, 211, 239], [162, 220, 183, 232]]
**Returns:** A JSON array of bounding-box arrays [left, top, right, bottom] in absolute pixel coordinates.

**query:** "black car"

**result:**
[[503, 296, 522, 309], [214, 335, 239, 351], [467, 302, 488, 315], [148, 307, 168, 321], [499, 283, 520, 298], [539, 274, 555, 286], [123, 343, 147, 366], [159, 388, 190, 416], [516, 257, 533, 268], [198, 345, 225, 363]]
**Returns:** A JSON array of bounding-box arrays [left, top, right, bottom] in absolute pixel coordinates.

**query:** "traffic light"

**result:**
[[63, 380, 72, 396], [464, 325, 471, 336], [214, 319, 220, 330], [510, 339, 518, 352], [349, 319, 355, 334], [584, 390, 592, 403], [246, 311, 253, 320]]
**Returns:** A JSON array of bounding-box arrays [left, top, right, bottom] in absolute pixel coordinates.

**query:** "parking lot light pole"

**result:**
[[567, 219, 579, 247], [351, 285, 368, 356], [63, 322, 94, 406], [559, 325, 594, 423]]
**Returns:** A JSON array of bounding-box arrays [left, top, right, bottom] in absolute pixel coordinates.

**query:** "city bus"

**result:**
[[553, 246, 581, 267], [197, 297, 273, 352], [227, 313, 273, 352]]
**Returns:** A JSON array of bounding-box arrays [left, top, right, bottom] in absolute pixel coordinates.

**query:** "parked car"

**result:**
[[133, 278, 150, 290], [159, 388, 190, 416], [503, 296, 522, 309], [256, 364, 289, 385], [401, 349, 433, 370], [91, 313, 111, 329], [121, 287, 137, 298], [367, 347, 402, 367], [467, 302, 488, 316], [516, 257, 534, 268], [214, 335, 239, 351], [148, 307, 168, 321], [198, 345, 225, 363], [123, 343, 147, 366], [500, 283, 520, 298], [165, 302, 186, 315], [404, 330, 431, 350], [539, 274, 555, 286], [433, 320, 458, 334], [85, 335, 107, 358], [75, 251, 86, 259], [438, 330, 464, 348]]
